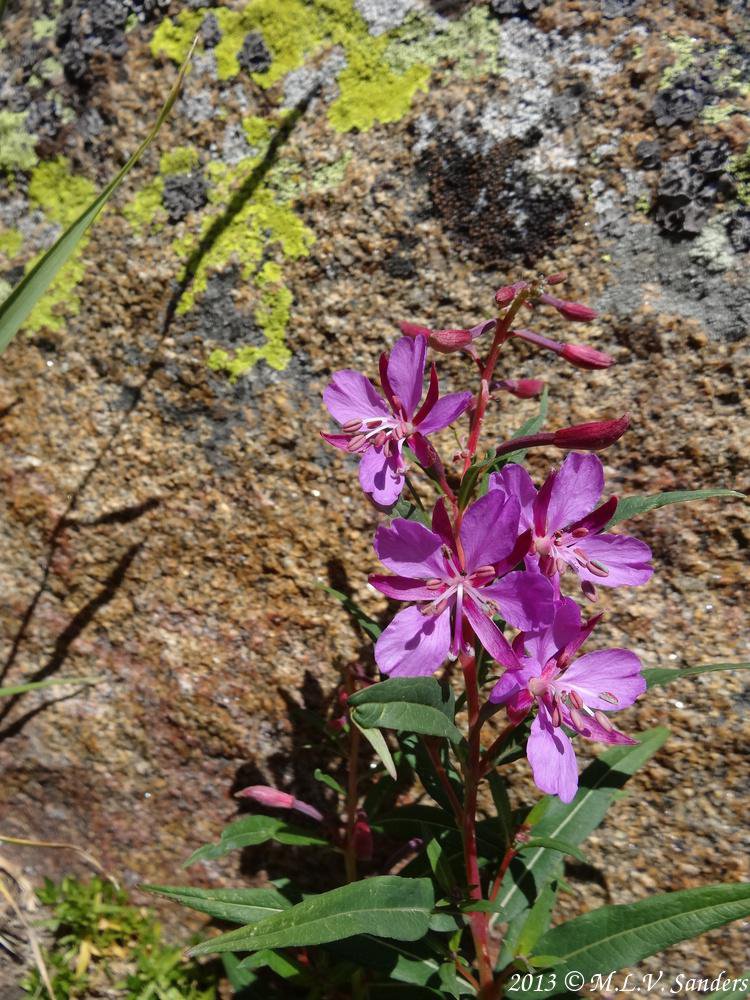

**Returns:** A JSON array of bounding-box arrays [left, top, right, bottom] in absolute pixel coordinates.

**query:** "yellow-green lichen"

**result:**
[[32, 17, 56, 41], [208, 284, 292, 379], [122, 177, 165, 236], [659, 35, 697, 91], [309, 152, 353, 192], [24, 157, 97, 333], [0, 229, 23, 258], [701, 104, 738, 124], [152, 0, 434, 133], [728, 147, 750, 205], [0, 111, 38, 172], [160, 146, 200, 175], [384, 7, 501, 81]]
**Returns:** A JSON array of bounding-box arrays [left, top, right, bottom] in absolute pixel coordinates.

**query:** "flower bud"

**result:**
[[538, 293, 598, 322], [559, 343, 614, 370], [552, 414, 630, 451], [399, 319, 493, 355], [545, 272, 567, 285], [353, 810, 373, 860], [236, 784, 324, 822], [493, 378, 545, 398], [495, 281, 528, 306]]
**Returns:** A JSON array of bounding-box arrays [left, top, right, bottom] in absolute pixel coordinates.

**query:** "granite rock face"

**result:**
[[0, 0, 748, 986]]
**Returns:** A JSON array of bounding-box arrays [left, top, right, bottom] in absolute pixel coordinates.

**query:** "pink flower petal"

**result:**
[[375, 604, 452, 676], [417, 391, 473, 435], [559, 648, 646, 710], [481, 570, 556, 631], [459, 492, 521, 572], [374, 518, 446, 579], [544, 453, 604, 532], [386, 336, 426, 419], [462, 595, 520, 668], [324, 370, 390, 425], [359, 446, 404, 509], [564, 707, 638, 746], [320, 431, 354, 452], [575, 533, 653, 587], [518, 598, 582, 668], [527, 706, 579, 803], [368, 574, 442, 601], [489, 464, 537, 531]]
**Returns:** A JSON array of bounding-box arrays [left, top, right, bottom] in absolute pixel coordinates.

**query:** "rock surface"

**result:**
[[0, 0, 748, 990]]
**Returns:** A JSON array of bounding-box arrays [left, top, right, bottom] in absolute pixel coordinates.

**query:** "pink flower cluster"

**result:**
[[322, 276, 652, 803]]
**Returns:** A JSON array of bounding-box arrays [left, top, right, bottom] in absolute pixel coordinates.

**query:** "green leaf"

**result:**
[[221, 952, 257, 991], [487, 773, 512, 850], [0, 40, 196, 355], [352, 701, 462, 743], [519, 838, 588, 864], [426, 838, 457, 893], [511, 880, 560, 962], [0, 675, 99, 698], [241, 948, 304, 977], [528, 883, 750, 986], [314, 767, 345, 796], [321, 585, 381, 640], [349, 678, 455, 719], [324, 934, 443, 988], [188, 876, 435, 956], [353, 717, 397, 780], [393, 497, 431, 526], [143, 885, 292, 924], [184, 815, 329, 866], [607, 489, 745, 528], [644, 662, 750, 688], [493, 728, 669, 936]]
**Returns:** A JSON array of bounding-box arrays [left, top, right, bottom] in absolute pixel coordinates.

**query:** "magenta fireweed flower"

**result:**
[[322, 336, 472, 508], [489, 599, 646, 802], [489, 453, 653, 599], [369, 492, 556, 677]]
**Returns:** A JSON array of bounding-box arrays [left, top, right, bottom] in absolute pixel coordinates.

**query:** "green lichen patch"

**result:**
[[160, 146, 201, 175], [0, 111, 38, 172], [23, 157, 98, 333], [0, 229, 23, 259], [384, 6, 502, 81], [659, 35, 697, 91], [728, 146, 750, 205]]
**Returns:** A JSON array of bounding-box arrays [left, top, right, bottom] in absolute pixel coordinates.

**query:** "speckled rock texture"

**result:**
[[0, 0, 748, 993]]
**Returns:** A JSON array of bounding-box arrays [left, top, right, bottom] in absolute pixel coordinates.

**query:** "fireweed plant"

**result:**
[[151, 276, 748, 999]]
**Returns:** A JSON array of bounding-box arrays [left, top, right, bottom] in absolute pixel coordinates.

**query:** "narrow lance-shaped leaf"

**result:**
[[525, 883, 750, 989], [188, 876, 435, 956], [493, 727, 670, 938], [0, 675, 99, 698], [643, 662, 750, 688], [352, 701, 462, 744], [607, 489, 744, 528], [350, 678, 456, 719], [144, 885, 292, 925], [353, 716, 397, 781], [0, 39, 197, 354], [184, 814, 328, 867]]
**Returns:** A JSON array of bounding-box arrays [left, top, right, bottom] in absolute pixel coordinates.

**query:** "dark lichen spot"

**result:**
[[726, 209, 750, 253], [653, 141, 732, 237], [600, 0, 642, 18], [56, 0, 129, 85], [635, 139, 662, 170], [237, 32, 272, 75], [187, 267, 265, 349], [425, 134, 576, 266], [162, 173, 208, 223], [200, 13, 222, 49]]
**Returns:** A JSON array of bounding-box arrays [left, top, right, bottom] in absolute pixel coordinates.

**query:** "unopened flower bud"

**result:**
[[236, 784, 324, 823], [353, 810, 373, 860], [538, 293, 598, 322], [495, 281, 528, 306], [545, 272, 567, 285], [552, 414, 629, 451], [493, 378, 544, 398], [560, 343, 614, 370]]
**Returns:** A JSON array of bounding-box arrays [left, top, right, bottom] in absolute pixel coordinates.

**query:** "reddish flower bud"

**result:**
[[538, 293, 598, 322], [399, 319, 493, 355], [545, 272, 567, 285], [236, 784, 324, 822], [494, 378, 545, 398], [559, 343, 614, 370], [352, 810, 373, 860], [552, 414, 630, 451], [495, 281, 528, 306]]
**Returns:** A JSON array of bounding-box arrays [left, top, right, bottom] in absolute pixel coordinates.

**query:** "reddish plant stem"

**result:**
[[489, 845, 518, 902], [343, 670, 361, 884], [456, 960, 481, 990], [460, 652, 494, 992], [462, 291, 530, 476], [423, 737, 464, 825]]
